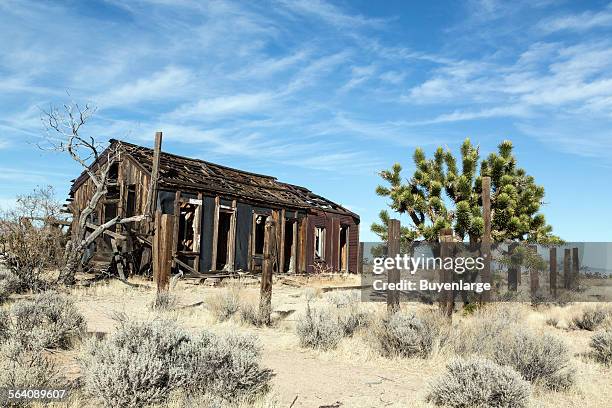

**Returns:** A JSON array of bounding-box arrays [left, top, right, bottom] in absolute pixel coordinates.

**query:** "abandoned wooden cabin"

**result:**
[[67, 136, 360, 279]]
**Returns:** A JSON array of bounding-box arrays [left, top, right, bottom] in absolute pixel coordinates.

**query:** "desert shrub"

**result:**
[[208, 285, 241, 322], [545, 317, 559, 328], [239, 297, 265, 327], [296, 304, 343, 350], [590, 330, 612, 366], [571, 307, 611, 331], [81, 318, 191, 407], [0, 269, 21, 303], [81, 318, 273, 407], [325, 290, 371, 336], [427, 357, 530, 408], [376, 310, 447, 358], [10, 291, 86, 350], [493, 329, 574, 390], [186, 331, 273, 400], [0, 339, 63, 405], [149, 290, 178, 311], [0, 309, 9, 344]]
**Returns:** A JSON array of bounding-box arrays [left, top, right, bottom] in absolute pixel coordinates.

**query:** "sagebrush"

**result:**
[[80, 318, 273, 408], [590, 330, 612, 366], [9, 291, 86, 350], [296, 303, 343, 350], [571, 307, 611, 331], [427, 357, 530, 408], [375, 310, 447, 358]]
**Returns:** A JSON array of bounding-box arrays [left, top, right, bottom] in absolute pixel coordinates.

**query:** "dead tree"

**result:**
[[41, 102, 147, 285]]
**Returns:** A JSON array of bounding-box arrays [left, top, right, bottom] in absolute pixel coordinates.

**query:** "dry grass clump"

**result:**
[[493, 329, 575, 390], [80, 317, 273, 408], [0, 339, 64, 401], [427, 357, 530, 408], [570, 306, 611, 331], [8, 291, 86, 350], [589, 330, 612, 366], [0, 269, 20, 303], [149, 290, 178, 311], [296, 303, 343, 350], [207, 284, 242, 322], [374, 309, 449, 359]]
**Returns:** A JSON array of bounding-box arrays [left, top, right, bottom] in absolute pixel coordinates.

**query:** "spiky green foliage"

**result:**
[[373, 139, 559, 244]]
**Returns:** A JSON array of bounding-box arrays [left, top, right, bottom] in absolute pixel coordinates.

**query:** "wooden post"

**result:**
[[357, 242, 365, 274], [153, 212, 173, 292], [508, 242, 519, 291], [549, 247, 557, 297], [481, 176, 492, 302], [146, 132, 163, 218], [387, 219, 400, 314], [563, 248, 571, 289], [259, 216, 275, 325], [439, 228, 454, 318], [572, 247, 580, 290], [529, 244, 539, 297]]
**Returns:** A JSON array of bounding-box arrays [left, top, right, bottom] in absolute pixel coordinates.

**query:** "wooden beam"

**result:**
[[572, 247, 580, 290], [387, 218, 400, 314], [357, 241, 364, 274], [563, 248, 571, 289], [279, 209, 286, 274], [481, 176, 492, 303], [153, 212, 173, 292], [227, 199, 237, 271], [259, 216, 275, 325], [529, 244, 539, 297], [173, 255, 198, 275], [210, 196, 220, 271], [193, 192, 203, 273], [549, 247, 557, 297], [146, 132, 163, 218], [171, 190, 181, 267]]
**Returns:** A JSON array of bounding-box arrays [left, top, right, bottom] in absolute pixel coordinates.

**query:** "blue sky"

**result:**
[[1, 0, 611, 241]]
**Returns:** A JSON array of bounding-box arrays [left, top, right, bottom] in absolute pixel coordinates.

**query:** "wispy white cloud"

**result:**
[[277, 0, 386, 28], [539, 4, 612, 33], [169, 92, 276, 119]]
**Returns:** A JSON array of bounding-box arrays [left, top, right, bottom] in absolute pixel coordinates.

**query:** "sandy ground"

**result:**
[[4, 272, 612, 407]]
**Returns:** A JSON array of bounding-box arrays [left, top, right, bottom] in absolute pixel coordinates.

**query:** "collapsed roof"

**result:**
[[70, 139, 358, 219]]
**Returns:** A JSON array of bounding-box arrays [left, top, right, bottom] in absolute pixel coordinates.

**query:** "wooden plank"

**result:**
[[153, 213, 174, 292], [173, 256, 198, 274], [171, 190, 181, 267], [387, 218, 400, 314], [193, 192, 203, 273], [563, 248, 571, 289], [227, 199, 237, 271], [508, 242, 519, 291], [211, 196, 220, 271], [529, 244, 539, 297], [110, 238, 126, 280], [481, 176, 492, 302], [259, 216, 275, 325], [291, 219, 298, 273], [146, 132, 162, 218], [549, 247, 557, 297], [357, 241, 364, 274], [279, 209, 286, 274]]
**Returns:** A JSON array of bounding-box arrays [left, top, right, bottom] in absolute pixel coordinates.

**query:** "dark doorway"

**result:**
[[215, 211, 232, 270], [339, 225, 349, 271], [283, 219, 297, 273], [178, 203, 197, 251], [126, 185, 136, 217]]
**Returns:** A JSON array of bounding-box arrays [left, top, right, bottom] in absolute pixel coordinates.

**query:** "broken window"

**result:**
[[178, 202, 197, 251], [254, 215, 266, 255], [104, 202, 117, 223], [108, 162, 119, 181], [314, 226, 326, 261], [126, 185, 136, 217]]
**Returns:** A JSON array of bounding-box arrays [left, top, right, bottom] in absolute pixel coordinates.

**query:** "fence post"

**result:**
[[481, 176, 492, 303], [259, 216, 276, 325], [387, 219, 400, 314], [563, 248, 571, 289], [439, 228, 454, 318], [508, 242, 519, 291], [549, 247, 557, 297], [529, 244, 539, 297], [357, 242, 364, 274], [153, 212, 173, 292], [572, 247, 579, 291]]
